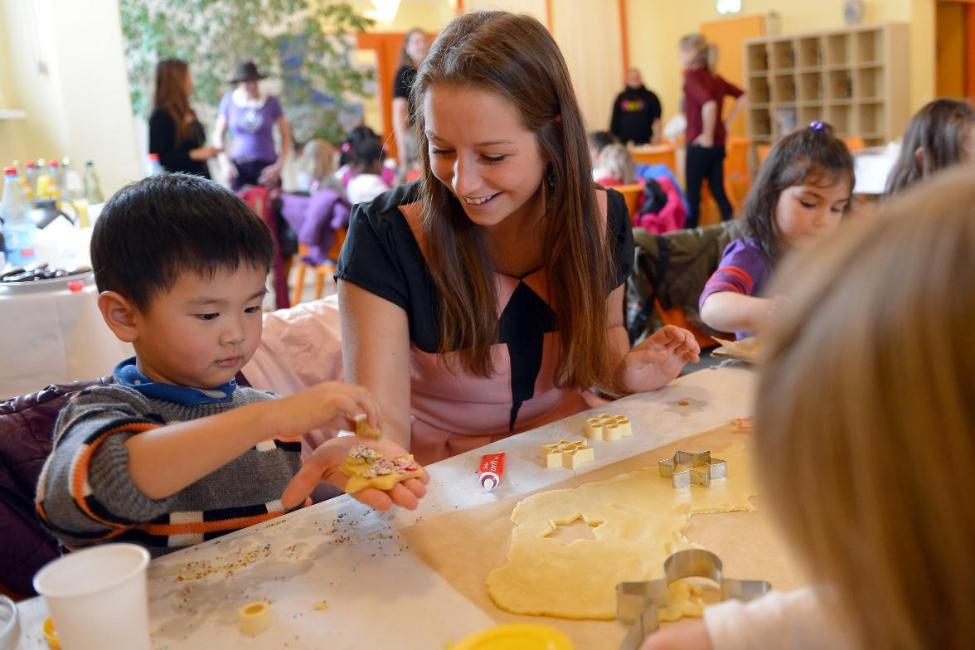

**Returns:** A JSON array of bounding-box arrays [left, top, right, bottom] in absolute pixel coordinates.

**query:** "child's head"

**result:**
[[92, 174, 273, 388], [296, 138, 336, 188], [756, 164, 975, 648], [339, 125, 379, 167], [351, 136, 385, 175], [743, 121, 854, 264], [885, 98, 975, 196], [588, 130, 618, 166], [596, 144, 636, 184]]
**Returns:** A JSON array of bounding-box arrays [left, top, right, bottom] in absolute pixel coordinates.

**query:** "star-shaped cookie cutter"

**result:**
[[616, 549, 771, 650], [658, 450, 726, 488]]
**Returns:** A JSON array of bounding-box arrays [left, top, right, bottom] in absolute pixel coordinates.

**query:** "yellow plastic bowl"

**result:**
[[454, 623, 574, 650]]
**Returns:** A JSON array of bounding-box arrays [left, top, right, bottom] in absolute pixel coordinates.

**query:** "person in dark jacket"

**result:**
[[148, 59, 221, 178], [610, 68, 662, 146]]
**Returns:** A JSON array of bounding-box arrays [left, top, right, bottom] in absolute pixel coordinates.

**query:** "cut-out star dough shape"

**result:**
[[340, 445, 423, 493], [541, 439, 594, 469]]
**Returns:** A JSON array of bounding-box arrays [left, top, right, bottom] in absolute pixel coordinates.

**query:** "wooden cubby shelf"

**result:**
[[744, 23, 909, 148]]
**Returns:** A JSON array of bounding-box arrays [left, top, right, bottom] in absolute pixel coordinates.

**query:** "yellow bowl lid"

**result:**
[[454, 623, 574, 650]]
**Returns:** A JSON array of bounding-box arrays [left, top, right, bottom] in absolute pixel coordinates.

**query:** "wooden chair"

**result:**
[[843, 136, 866, 153], [614, 183, 644, 218], [724, 136, 752, 209], [292, 227, 347, 305], [630, 144, 678, 176]]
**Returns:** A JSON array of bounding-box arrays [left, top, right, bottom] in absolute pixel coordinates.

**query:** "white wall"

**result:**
[[0, 0, 141, 195]]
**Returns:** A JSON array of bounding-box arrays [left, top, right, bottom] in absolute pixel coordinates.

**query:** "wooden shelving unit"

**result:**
[[744, 24, 909, 145]]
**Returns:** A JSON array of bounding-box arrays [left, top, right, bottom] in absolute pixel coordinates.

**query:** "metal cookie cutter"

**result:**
[[658, 450, 726, 488], [616, 549, 771, 650]]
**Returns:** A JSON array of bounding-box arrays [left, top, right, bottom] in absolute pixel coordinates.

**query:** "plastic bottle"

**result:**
[[34, 160, 56, 200], [1, 166, 37, 267], [83, 160, 104, 204], [146, 153, 164, 177], [23, 160, 38, 199], [61, 158, 89, 228]]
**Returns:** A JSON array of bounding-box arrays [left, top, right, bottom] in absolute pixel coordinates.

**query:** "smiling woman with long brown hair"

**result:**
[[148, 59, 220, 178], [332, 11, 699, 465]]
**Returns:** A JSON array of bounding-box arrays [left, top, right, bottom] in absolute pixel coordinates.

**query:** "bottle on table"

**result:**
[[23, 160, 38, 199], [34, 159, 59, 201], [146, 153, 164, 177], [83, 160, 104, 204], [1, 166, 38, 267], [61, 158, 89, 228]]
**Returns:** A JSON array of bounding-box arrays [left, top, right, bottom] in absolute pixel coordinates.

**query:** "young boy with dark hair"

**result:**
[[36, 173, 426, 554]]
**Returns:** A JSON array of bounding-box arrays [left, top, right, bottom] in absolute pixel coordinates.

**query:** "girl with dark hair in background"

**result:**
[[884, 98, 975, 196], [392, 28, 431, 177]]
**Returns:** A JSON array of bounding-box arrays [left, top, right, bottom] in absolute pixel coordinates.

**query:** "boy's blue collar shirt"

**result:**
[[114, 357, 237, 406]]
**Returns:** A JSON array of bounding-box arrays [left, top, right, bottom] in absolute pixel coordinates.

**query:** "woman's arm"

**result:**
[[392, 97, 410, 171], [723, 93, 747, 133], [694, 101, 717, 147], [338, 280, 413, 450], [259, 114, 293, 185], [700, 291, 770, 334], [213, 112, 237, 182]]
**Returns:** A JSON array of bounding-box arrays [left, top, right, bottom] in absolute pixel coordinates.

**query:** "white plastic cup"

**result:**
[[33, 544, 151, 650]]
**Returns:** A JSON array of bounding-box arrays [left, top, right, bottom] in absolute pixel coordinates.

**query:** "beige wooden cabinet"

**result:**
[[744, 23, 910, 146]]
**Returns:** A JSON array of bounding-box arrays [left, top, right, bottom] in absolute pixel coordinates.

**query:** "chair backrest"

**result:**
[[0, 377, 112, 597], [630, 145, 677, 176], [239, 187, 290, 309], [843, 136, 866, 153], [615, 183, 645, 217]]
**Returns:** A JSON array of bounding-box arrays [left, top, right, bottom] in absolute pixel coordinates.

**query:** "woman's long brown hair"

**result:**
[[153, 59, 195, 144], [411, 11, 616, 389]]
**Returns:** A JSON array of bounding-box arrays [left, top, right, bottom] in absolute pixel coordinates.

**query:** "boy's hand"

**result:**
[[272, 382, 382, 441], [281, 436, 429, 512], [618, 325, 700, 393]]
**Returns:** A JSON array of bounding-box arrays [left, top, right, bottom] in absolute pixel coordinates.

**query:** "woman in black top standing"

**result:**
[[391, 28, 430, 178], [148, 59, 221, 178]]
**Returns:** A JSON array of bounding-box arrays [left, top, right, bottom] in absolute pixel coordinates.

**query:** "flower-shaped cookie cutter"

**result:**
[[616, 548, 771, 649], [658, 450, 726, 488]]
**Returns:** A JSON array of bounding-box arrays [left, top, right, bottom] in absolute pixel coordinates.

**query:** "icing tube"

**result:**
[[479, 452, 506, 491]]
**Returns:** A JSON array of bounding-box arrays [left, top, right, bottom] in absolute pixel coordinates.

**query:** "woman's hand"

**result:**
[[282, 436, 429, 511], [189, 146, 222, 161], [258, 162, 282, 185], [616, 325, 700, 393]]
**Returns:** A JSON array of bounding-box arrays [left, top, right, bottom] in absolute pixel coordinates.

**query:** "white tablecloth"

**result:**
[[0, 278, 132, 400], [13, 366, 758, 649]]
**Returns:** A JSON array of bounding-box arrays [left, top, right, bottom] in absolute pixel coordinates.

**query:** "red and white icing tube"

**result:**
[[478, 452, 506, 491]]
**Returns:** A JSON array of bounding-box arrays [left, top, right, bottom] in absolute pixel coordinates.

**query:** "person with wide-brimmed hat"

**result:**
[[214, 60, 292, 190]]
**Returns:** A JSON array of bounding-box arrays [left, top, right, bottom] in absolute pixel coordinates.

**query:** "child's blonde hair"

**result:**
[[597, 144, 636, 184], [756, 164, 975, 648], [296, 139, 336, 188], [679, 33, 712, 69]]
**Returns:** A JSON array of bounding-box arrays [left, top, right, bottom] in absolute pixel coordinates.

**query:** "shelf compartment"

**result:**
[[749, 108, 773, 138], [826, 104, 852, 136], [826, 69, 853, 100], [772, 106, 799, 135], [772, 73, 797, 103], [854, 29, 883, 64], [856, 103, 885, 135], [824, 34, 851, 66], [797, 37, 823, 67], [798, 72, 823, 102], [854, 67, 884, 99], [799, 105, 825, 128], [747, 43, 769, 73], [748, 75, 771, 104], [770, 40, 796, 70]]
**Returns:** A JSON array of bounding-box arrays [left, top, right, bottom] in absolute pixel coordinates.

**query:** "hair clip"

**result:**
[[341, 142, 351, 153], [809, 120, 825, 132]]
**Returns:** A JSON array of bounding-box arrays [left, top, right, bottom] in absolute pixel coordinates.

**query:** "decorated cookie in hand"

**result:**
[[341, 445, 425, 493]]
